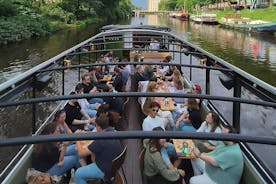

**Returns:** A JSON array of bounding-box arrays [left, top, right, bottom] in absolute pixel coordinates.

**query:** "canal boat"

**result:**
[[0, 25, 275, 184], [220, 14, 276, 33], [190, 14, 219, 25], [175, 11, 189, 21]]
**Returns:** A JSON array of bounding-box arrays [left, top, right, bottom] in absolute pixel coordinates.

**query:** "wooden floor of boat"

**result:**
[[122, 96, 145, 184]]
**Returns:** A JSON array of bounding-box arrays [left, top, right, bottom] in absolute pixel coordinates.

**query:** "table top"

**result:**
[[130, 51, 169, 59], [173, 139, 196, 159], [101, 75, 112, 82], [160, 97, 176, 111]]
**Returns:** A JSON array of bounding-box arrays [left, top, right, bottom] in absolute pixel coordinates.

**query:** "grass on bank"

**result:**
[[211, 7, 276, 22]]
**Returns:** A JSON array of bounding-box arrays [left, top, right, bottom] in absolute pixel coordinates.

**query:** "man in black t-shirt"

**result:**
[[64, 93, 95, 132], [82, 73, 104, 105]]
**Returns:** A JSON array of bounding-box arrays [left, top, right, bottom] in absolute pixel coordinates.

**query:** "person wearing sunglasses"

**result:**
[[142, 102, 165, 131]]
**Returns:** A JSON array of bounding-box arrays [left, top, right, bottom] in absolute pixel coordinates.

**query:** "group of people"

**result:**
[[27, 51, 130, 184], [27, 51, 245, 184], [135, 55, 244, 184]]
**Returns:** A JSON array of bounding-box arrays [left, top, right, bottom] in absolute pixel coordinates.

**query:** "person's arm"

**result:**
[[57, 144, 66, 166], [80, 109, 91, 122], [72, 119, 89, 125], [63, 123, 72, 134], [75, 130, 93, 157], [89, 86, 97, 93], [193, 146, 218, 167], [152, 152, 181, 181], [203, 142, 216, 151]]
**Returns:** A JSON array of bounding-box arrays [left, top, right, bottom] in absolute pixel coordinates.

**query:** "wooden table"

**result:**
[[101, 75, 112, 82], [160, 97, 176, 111], [130, 51, 169, 59], [173, 139, 196, 159]]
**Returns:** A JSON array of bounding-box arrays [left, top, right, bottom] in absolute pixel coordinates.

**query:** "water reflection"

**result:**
[[131, 15, 276, 86]]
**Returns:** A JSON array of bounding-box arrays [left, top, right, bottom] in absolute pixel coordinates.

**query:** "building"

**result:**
[[148, 0, 160, 12]]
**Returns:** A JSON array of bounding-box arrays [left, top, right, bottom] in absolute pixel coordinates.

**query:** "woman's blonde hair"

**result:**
[[146, 81, 158, 92]]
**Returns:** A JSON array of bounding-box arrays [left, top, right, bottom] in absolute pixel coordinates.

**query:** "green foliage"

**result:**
[[40, 4, 76, 23], [213, 7, 276, 22], [0, 16, 52, 45], [0, 0, 18, 17], [159, 0, 177, 11], [0, 0, 132, 45]]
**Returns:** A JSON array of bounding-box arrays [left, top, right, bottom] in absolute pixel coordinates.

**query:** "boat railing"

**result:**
[[0, 27, 275, 182], [0, 131, 276, 148]]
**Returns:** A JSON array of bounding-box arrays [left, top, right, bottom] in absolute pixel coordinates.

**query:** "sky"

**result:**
[[131, 0, 147, 8]]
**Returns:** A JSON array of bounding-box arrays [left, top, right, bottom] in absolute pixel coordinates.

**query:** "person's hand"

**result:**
[[203, 142, 211, 149], [193, 146, 201, 158], [175, 121, 180, 129], [75, 129, 85, 134], [90, 86, 97, 93], [57, 160, 64, 166], [95, 103, 100, 110], [89, 116, 96, 124], [177, 169, 185, 177]]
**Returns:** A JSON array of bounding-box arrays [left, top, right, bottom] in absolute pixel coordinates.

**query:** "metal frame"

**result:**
[[0, 26, 275, 183]]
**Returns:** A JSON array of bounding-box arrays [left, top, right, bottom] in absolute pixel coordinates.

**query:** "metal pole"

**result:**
[[62, 68, 65, 96], [32, 75, 36, 134], [233, 77, 241, 133], [78, 50, 81, 81], [206, 68, 210, 94], [189, 55, 192, 81]]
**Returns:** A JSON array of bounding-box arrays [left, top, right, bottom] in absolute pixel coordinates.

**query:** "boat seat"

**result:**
[[240, 154, 264, 184], [87, 145, 127, 184], [1, 146, 33, 184]]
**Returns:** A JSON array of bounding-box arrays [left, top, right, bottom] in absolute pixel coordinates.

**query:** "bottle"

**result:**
[[182, 142, 188, 154]]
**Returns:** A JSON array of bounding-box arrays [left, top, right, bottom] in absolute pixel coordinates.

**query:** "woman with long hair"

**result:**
[[32, 122, 78, 176], [175, 98, 201, 132], [144, 127, 185, 184]]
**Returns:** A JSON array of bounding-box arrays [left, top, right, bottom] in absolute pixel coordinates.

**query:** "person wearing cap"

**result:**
[[74, 116, 122, 183]]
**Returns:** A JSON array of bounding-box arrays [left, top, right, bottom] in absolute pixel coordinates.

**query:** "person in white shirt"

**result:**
[[149, 37, 160, 51], [142, 102, 165, 131], [191, 111, 222, 176]]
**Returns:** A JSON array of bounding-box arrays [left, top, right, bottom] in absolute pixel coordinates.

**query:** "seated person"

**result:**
[[142, 102, 165, 131], [168, 79, 185, 104], [143, 95, 175, 130], [74, 116, 122, 182], [133, 65, 148, 91], [175, 98, 201, 132], [196, 111, 222, 151], [31, 122, 79, 177], [185, 84, 202, 106], [64, 92, 95, 132], [149, 37, 160, 51], [75, 83, 98, 118], [141, 81, 158, 108], [88, 67, 98, 86], [191, 111, 222, 175], [144, 127, 185, 184], [190, 125, 243, 184], [119, 58, 131, 85], [144, 65, 156, 81], [112, 66, 124, 92], [82, 73, 103, 105]]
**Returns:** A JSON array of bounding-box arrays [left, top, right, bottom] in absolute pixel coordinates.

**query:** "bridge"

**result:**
[[132, 9, 174, 16]]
